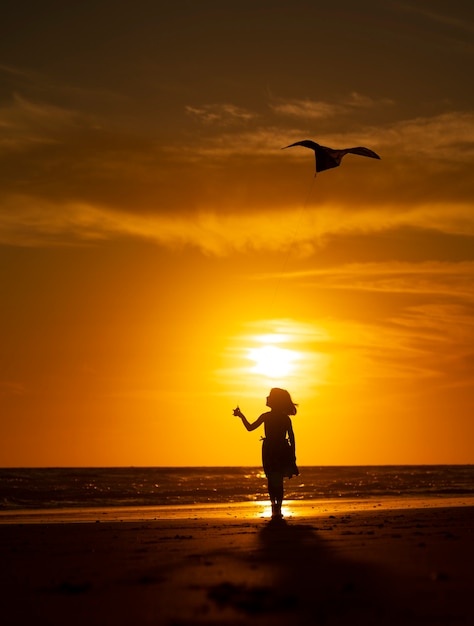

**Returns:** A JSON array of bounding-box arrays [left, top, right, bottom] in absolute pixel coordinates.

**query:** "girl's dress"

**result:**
[[261, 411, 299, 478]]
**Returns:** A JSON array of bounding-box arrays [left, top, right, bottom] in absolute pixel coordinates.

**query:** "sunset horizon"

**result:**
[[1, 1, 473, 467]]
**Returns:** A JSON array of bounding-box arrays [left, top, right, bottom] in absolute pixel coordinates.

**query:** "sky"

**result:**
[[1, 0, 473, 467]]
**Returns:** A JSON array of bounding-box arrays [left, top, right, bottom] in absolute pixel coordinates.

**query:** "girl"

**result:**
[[234, 388, 298, 519]]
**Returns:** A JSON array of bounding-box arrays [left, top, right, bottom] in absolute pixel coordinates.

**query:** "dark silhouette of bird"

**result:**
[[282, 139, 381, 173]]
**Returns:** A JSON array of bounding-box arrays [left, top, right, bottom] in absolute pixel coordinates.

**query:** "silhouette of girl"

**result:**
[[233, 388, 298, 519]]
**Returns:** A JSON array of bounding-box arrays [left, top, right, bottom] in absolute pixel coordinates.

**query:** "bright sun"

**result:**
[[247, 344, 298, 378]]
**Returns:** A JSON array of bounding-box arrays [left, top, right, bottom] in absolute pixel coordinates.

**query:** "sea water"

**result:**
[[1, 466, 473, 511]]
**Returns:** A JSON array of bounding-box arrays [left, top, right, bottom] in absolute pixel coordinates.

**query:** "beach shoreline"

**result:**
[[1, 494, 473, 524], [1, 498, 473, 625]]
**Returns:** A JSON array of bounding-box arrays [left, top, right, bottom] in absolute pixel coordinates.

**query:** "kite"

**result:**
[[282, 139, 380, 173]]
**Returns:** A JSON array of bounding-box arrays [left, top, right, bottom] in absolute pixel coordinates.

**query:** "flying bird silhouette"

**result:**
[[282, 140, 381, 173]]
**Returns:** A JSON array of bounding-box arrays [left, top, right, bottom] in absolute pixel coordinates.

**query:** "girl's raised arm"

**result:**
[[233, 407, 265, 432]]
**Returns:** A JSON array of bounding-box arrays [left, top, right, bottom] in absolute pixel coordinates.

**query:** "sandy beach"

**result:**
[[1, 498, 473, 625]]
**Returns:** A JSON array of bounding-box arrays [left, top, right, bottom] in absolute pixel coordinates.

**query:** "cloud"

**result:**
[[396, 3, 474, 37], [377, 111, 474, 163], [167, 125, 289, 159], [0, 93, 84, 150], [218, 295, 474, 396], [185, 103, 256, 125], [343, 303, 474, 387], [384, 302, 474, 387], [245, 259, 474, 389], [0, 86, 473, 249], [289, 294, 474, 390], [269, 92, 394, 120], [269, 98, 339, 120], [2, 188, 474, 256], [0, 195, 204, 248], [277, 261, 474, 301], [178, 105, 474, 172]]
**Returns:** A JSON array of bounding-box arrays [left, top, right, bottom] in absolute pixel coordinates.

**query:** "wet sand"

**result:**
[[1, 498, 473, 625]]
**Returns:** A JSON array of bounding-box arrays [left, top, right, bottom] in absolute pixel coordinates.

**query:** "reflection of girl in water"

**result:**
[[233, 388, 298, 520]]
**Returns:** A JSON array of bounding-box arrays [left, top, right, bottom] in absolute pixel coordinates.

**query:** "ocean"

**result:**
[[1, 466, 473, 511]]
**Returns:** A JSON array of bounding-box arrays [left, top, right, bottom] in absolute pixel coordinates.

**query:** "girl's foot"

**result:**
[[271, 504, 283, 519]]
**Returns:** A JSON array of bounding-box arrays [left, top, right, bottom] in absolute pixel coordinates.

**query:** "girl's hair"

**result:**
[[268, 388, 297, 415]]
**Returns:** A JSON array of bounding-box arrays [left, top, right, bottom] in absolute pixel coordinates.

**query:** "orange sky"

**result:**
[[1, 1, 473, 466]]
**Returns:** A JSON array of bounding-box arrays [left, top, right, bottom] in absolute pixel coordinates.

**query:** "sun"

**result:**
[[247, 344, 298, 378], [224, 320, 331, 397]]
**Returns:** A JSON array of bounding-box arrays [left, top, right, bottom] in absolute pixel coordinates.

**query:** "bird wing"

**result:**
[[342, 146, 381, 160], [282, 140, 380, 172], [282, 140, 320, 150], [282, 141, 337, 171]]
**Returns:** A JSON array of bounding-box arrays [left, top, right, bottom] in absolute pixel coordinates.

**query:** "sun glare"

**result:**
[[248, 344, 298, 378], [224, 319, 330, 397], [255, 500, 295, 519]]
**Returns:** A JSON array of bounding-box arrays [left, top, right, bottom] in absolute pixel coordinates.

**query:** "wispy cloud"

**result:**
[[382, 302, 474, 387], [0, 93, 83, 150], [396, 2, 474, 36], [333, 301, 474, 387], [0, 84, 473, 249], [2, 190, 473, 254], [269, 98, 339, 120], [217, 296, 474, 396], [244, 259, 474, 389], [185, 103, 257, 125], [377, 111, 474, 162], [269, 92, 394, 119], [179, 106, 474, 167], [275, 261, 474, 301]]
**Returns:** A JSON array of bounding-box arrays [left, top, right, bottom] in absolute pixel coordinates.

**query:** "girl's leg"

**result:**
[[267, 473, 284, 518], [267, 477, 276, 505], [274, 483, 283, 517]]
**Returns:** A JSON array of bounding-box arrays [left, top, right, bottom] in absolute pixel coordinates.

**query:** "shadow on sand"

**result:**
[[250, 518, 404, 626]]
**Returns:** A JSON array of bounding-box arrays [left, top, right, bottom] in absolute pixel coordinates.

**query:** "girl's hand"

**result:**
[[233, 407, 243, 418]]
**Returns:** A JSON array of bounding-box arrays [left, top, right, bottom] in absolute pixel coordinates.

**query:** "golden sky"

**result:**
[[1, 1, 473, 466]]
